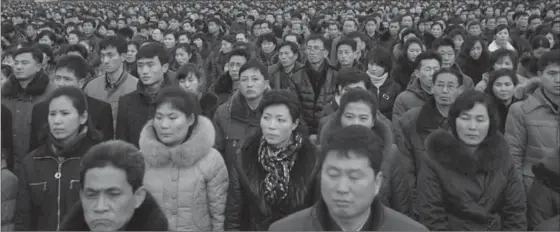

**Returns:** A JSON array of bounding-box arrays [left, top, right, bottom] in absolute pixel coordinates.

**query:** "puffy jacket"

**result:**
[[372, 76, 402, 120], [391, 77, 431, 127], [269, 62, 306, 90], [505, 87, 560, 192], [417, 130, 527, 231], [1, 168, 17, 231], [140, 116, 228, 231]]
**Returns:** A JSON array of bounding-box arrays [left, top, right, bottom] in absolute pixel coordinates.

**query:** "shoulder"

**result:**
[[382, 206, 429, 231], [268, 207, 314, 231], [84, 76, 104, 89], [400, 107, 421, 122]]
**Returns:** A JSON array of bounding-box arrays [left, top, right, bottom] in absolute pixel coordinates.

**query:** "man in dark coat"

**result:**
[[269, 125, 427, 231], [59, 140, 168, 231], [29, 55, 113, 151]]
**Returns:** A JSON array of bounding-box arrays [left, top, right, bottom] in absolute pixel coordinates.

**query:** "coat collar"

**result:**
[[2, 71, 50, 98], [522, 87, 560, 114], [310, 197, 385, 231], [59, 192, 169, 231], [139, 116, 215, 168], [415, 98, 448, 137], [229, 91, 261, 125], [425, 129, 512, 175]]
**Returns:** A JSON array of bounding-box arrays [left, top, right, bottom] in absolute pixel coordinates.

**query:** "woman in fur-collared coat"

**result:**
[[417, 90, 527, 231]]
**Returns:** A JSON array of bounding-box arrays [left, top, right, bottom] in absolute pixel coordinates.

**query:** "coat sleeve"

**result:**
[[417, 160, 448, 231], [204, 151, 229, 231], [115, 97, 128, 142], [504, 104, 527, 174], [527, 179, 556, 230], [28, 105, 40, 153], [99, 102, 114, 140], [391, 93, 407, 127], [13, 161, 32, 231], [224, 158, 245, 231], [378, 153, 413, 217], [500, 163, 528, 230], [213, 108, 226, 155], [474, 73, 489, 92]]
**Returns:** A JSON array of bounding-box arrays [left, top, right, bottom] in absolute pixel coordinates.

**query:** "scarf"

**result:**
[[257, 133, 304, 204], [369, 72, 388, 91], [50, 126, 88, 157]]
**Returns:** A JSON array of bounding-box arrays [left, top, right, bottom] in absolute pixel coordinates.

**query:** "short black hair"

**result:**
[[489, 48, 518, 71], [414, 50, 442, 70], [537, 49, 560, 72], [485, 69, 520, 96], [80, 140, 146, 191], [258, 89, 302, 125], [14, 46, 43, 64], [257, 33, 278, 47], [227, 48, 251, 63], [448, 90, 499, 139], [55, 55, 91, 80], [59, 44, 89, 60], [239, 59, 269, 80], [367, 48, 393, 73], [82, 19, 97, 28], [530, 35, 551, 50], [338, 88, 379, 123], [136, 42, 170, 65], [277, 41, 299, 55], [99, 35, 128, 54], [305, 34, 330, 50], [432, 37, 455, 51], [117, 27, 135, 40], [336, 38, 358, 52], [432, 68, 464, 85], [335, 68, 373, 91]]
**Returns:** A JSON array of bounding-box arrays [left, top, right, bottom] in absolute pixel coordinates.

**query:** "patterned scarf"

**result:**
[[257, 133, 303, 204]]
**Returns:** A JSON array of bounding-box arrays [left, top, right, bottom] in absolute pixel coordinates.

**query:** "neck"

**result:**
[[108, 65, 124, 82], [145, 79, 164, 94], [18, 74, 37, 89], [284, 63, 295, 73], [310, 59, 324, 71], [367, 31, 376, 37], [335, 95, 341, 105], [464, 143, 478, 154], [420, 83, 432, 94], [332, 207, 371, 231], [503, 98, 512, 106], [542, 88, 560, 107], [436, 104, 450, 117], [245, 95, 263, 110]]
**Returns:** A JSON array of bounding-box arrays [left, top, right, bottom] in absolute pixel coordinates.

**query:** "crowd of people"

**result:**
[[1, 0, 559, 231]]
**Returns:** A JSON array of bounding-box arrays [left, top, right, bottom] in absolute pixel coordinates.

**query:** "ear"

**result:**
[[132, 186, 147, 209], [120, 53, 127, 61], [79, 110, 89, 126], [372, 171, 383, 196], [78, 78, 86, 89], [186, 113, 196, 126], [162, 63, 169, 74], [292, 118, 300, 131]]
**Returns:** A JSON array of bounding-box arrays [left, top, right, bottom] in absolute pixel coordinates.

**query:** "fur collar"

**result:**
[[139, 116, 215, 168], [425, 130, 512, 174], [2, 71, 50, 98]]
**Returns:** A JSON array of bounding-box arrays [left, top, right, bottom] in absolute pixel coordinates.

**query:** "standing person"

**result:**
[[528, 155, 560, 231], [116, 43, 176, 147], [1, 47, 55, 175], [59, 140, 169, 231], [225, 90, 317, 231], [431, 37, 475, 89], [176, 63, 219, 119], [210, 49, 250, 104], [488, 25, 517, 53], [269, 41, 305, 90], [30, 55, 113, 151], [366, 48, 401, 120], [269, 125, 428, 231], [14, 87, 104, 231], [457, 36, 490, 84], [139, 87, 228, 231], [390, 38, 425, 90], [84, 36, 138, 128], [505, 50, 560, 193], [417, 90, 527, 231], [484, 69, 520, 133]]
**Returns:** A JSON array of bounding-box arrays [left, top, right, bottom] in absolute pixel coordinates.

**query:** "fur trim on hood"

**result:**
[[514, 77, 541, 100], [425, 130, 513, 175], [139, 115, 216, 168]]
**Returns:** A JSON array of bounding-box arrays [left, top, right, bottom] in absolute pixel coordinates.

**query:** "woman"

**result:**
[[225, 90, 317, 230], [417, 90, 527, 231], [139, 87, 228, 231], [475, 48, 527, 91], [192, 33, 209, 59], [367, 48, 402, 120], [125, 41, 139, 78], [485, 69, 520, 133], [458, 36, 491, 84], [163, 30, 177, 50], [176, 63, 218, 118], [256, 33, 279, 66], [170, 43, 204, 72], [14, 86, 103, 231], [518, 35, 551, 79], [391, 37, 425, 89], [488, 24, 517, 52], [151, 28, 164, 43]]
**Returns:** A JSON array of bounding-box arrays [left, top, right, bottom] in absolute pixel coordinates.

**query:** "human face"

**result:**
[[455, 103, 490, 146], [539, 63, 560, 96], [401, 16, 413, 28], [261, 104, 298, 147], [545, 33, 555, 49], [343, 20, 357, 34], [239, 68, 268, 100], [495, 28, 510, 44], [339, 82, 367, 97], [182, 23, 193, 33], [54, 67, 85, 88], [328, 25, 340, 38], [533, 47, 550, 59], [100, 47, 124, 74], [530, 18, 542, 30], [470, 41, 483, 60], [178, 35, 190, 44], [138, 16, 146, 24], [179, 73, 200, 93], [13, 53, 42, 80], [486, 19, 496, 30], [492, 75, 515, 101], [163, 34, 176, 49], [389, 22, 400, 36], [169, 19, 180, 30], [340, 101, 374, 129], [82, 22, 94, 35], [151, 29, 163, 42], [126, 44, 138, 63], [68, 33, 80, 45], [175, 48, 191, 66], [193, 38, 203, 48], [208, 22, 219, 34], [39, 35, 53, 46], [48, 96, 87, 141], [406, 43, 422, 62], [235, 33, 247, 43], [137, 57, 168, 86], [431, 25, 443, 38], [416, 59, 441, 91], [261, 40, 276, 54], [452, 35, 464, 51], [436, 45, 455, 68], [493, 56, 514, 70], [306, 39, 327, 64], [365, 21, 377, 34], [154, 102, 193, 146], [158, 21, 167, 30], [367, 62, 386, 77], [468, 25, 481, 36], [432, 73, 461, 106], [337, 44, 356, 67], [321, 150, 382, 219], [81, 166, 145, 232], [517, 16, 528, 30], [221, 41, 232, 54], [278, 45, 297, 68], [226, 55, 247, 80]]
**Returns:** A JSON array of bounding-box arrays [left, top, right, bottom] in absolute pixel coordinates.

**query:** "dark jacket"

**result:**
[[59, 192, 169, 231], [391, 55, 415, 90], [115, 76, 176, 147], [29, 95, 113, 151], [373, 76, 402, 120], [206, 50, 230, 86], [268, 197, 428, 231], [224, 130, 317, 231], [457, 55, 490, 85], [256, 49, 279, 67], [528, 155, 560, 230], [517, 53, 538, 79], [200, 92, 219, 119], [14, 129, 103, 231], [1, 104, 14, 172], [392, 77, 431, 127], [210, 72, 236, 105], [269, 62, 306, 90], [417, 130, 527, 231], [1, 167, 17, 231]]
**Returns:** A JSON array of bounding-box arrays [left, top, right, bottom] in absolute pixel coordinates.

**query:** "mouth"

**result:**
[[333, 199, 352, 207]]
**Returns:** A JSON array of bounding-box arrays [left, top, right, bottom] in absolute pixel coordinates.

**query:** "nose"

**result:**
[[467, 119, 477, 130], [138, 65, 150, 75], [93, 195, 110, 213], [335, 177, 351, 193], [52, 114, 63, 124]]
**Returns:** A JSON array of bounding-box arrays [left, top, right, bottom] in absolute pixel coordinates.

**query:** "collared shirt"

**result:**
[[104, 69, 127, 96]]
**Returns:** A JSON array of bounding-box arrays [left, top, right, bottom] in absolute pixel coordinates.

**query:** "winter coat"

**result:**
[[210, 73, 236, 105], [383, 98, 449, 219], [457, 55, 490, 85], [528, 154, 560, 230], [224, 130, 317, 231], [2, 104, 14, 172], [200, 92, 219, 119], [417, 130, 527, 231], [1, 71, 55, 176], [29, 95, 113, 151], [517, 53, 538, 79], [1, 168, 17, 231], [475, 72, 529, 92], [256, 49, 279, 67], [505, 87, 560, 192], [391, 55, 415, 90], [139, 116, 228, 231], [268, 197, 427, 231], [115, 75, 176, 147], [59, 192, 169, 231], [391, 77, 431, 127], [269, 62, 306, 90], [213, 91, 261, 169], [14, 129, 103, 231], [372, 76, 402, 120], [206, 50, 230, 86], [406, 63, 475, 90]]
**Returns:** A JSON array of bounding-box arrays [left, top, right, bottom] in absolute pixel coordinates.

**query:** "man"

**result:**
[[214, 59, 269, 169], [207, 34, 236, 86], [384, 69, 464, 219], [392, 51, 441, 125], [84, 36, 138, 128], [210, 49, 251, 104], [431, 38, 474, 88], [330, 18, 358, 63], [1, 47, 54, 173], [336, 39, 364, 71], [269, 125, 428, 231], [82, 19, 101, 48], [506, 50, 560, 193], [59, 140, 168, 231], [116, 43, 175, 147]]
